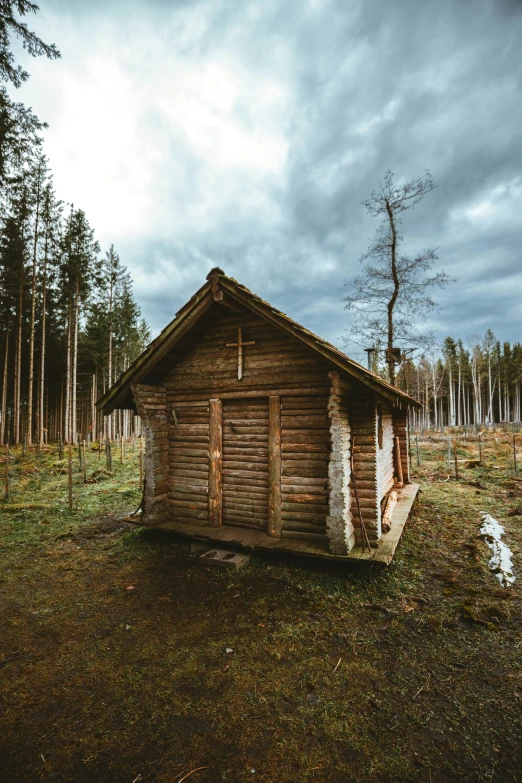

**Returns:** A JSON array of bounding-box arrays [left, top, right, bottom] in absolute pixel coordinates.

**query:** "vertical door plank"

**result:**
[[208, 398, 223, 527], [268, 395, 282, 537]]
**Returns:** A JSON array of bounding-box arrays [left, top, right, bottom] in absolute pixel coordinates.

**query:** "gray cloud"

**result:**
[[15, 0, 522, 364]]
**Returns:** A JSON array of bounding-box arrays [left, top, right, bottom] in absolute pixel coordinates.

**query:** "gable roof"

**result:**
[[97, 268, 421, 414]]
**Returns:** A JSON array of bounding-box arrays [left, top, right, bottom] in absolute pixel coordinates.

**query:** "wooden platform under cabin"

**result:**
[[125, 483, 419, 566]]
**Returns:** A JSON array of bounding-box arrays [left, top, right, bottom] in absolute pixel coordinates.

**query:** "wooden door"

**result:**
[[222, 398, 269, 529]]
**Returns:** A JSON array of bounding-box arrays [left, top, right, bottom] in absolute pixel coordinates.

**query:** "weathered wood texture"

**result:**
[[268, 396, 282, 536], [326, 371, 354, 554], [163, 310, 332, 540], [131, 384, 169, 525], [168, 400, 209, 526], [377, 405, 395, 501], [164, 311, 331, 398], [281, 394, 330, 536], [208, 399, 223, 527], [222, 397, 269, 529], [349, 397, 380, 544], [392, 408, 410, 484]]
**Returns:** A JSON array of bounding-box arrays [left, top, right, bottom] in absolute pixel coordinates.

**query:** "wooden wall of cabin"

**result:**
[[131, 383, 169, 525], [392, 408, 410, 484], [377, 404, 395, 502], [349, 396, 381, 545], [163, 308, 333, 545], [326, 372, 354, 555]]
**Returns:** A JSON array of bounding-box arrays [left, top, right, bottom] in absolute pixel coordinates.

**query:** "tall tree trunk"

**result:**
[[72, 281, 79, 444], [1, 319, 9, 445], [27, 178, 41, 446], [385, 200, 399, 385], [65, 296, 72, 443], [107, 270, 113, 441], [448, 364, 455, 427], [38, 231, 48, 446], [13, 252, 24, 445], [432, 365, 438, 429], [487, 353, 493, 425], [457, 361, 462, 427]]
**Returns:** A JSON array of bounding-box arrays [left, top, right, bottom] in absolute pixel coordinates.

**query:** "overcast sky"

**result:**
[[13, 0, 522, 363]]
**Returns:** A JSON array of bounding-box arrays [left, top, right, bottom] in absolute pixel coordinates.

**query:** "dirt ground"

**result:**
[[1, 434, 521, 782]]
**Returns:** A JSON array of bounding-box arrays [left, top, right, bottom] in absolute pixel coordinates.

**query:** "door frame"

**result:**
[[207, 395, 282, 536]]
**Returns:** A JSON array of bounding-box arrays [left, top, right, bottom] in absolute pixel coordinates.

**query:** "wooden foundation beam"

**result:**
[[208, 398, 223, 527], [268, 395, 282, 537]]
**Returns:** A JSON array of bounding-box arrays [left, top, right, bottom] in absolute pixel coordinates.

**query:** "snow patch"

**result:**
[[478, 513, 515, 588]]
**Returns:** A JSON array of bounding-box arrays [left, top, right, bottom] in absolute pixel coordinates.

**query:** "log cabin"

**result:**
[[97, 268, 420, 563]]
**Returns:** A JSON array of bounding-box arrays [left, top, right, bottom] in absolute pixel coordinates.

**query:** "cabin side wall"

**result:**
[[131, 383, 169, 525], [326, 371, 354, 555], [377, 405, 395, 502], [350, 397, 381, 545], [392, 408, 410, 483]]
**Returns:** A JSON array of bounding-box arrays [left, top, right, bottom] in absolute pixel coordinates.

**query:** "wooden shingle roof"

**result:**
[[97, 268, 421, 414]]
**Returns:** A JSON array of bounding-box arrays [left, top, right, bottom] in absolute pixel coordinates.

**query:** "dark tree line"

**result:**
[[0, 1, 150, 446]]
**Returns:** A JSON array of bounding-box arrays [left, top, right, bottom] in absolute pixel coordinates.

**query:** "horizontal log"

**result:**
[[170, 454, 208, 464], [282, 510, 328, 523], [223, 447, 269, 458], [170, 447, 209, 457], [282, 467, 328, 479], [222, 461, 268, 473], [282, 444, 330, 454], [282, 493, 328, 504], [169, 491, 208, 503], [166, 370, 328, 388], [281, 476, 328, 487], [168, 503, 208, 520], [351, 489, 378, 499], [170, 463, 209, 476], [222, 483, 269, 496], [223, 505, 268, 519], [282, 502, 328, 515], [169, 499, 208, 510], [281, 429, 330, 440], [171, 423, 209, 431], [222, 468, 270, 481], [223, 427, 268, 436], [223, 414, 269, 423], [282, 456, 328, 465], [281, 413, 329, 422], [223, 496, 269, 510], [166, 386, 330, 401], [223, 509, 266, 522], [353, 454, 377, 464], [170, 480, 209, 492], [281, 520, 327, 534], [222, 434, 268, 444], [221, 487, 269, 501], [167, 400, 209, 408]]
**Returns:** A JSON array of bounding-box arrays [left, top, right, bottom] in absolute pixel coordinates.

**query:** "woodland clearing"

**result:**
[[0, 435, 521, 782]]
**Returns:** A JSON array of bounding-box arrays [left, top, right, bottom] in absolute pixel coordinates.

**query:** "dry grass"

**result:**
[[0, 435, 521, 782]]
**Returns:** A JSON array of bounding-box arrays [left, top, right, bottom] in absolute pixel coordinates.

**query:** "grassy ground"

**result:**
[[0, 435, 521, 782]]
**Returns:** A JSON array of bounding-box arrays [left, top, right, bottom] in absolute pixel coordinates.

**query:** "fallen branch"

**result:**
[[177, 766, 209, 783]]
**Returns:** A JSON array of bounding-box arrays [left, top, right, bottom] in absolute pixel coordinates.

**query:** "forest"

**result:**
[[397, 332, 522, 430], [0, 91, 150, 447]]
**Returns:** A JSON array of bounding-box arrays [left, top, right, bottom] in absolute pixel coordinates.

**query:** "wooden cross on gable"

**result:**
[[226, 328, 256, 380]]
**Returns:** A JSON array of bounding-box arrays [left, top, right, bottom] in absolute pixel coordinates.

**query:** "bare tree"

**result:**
[[344, 170, 452, 384]]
